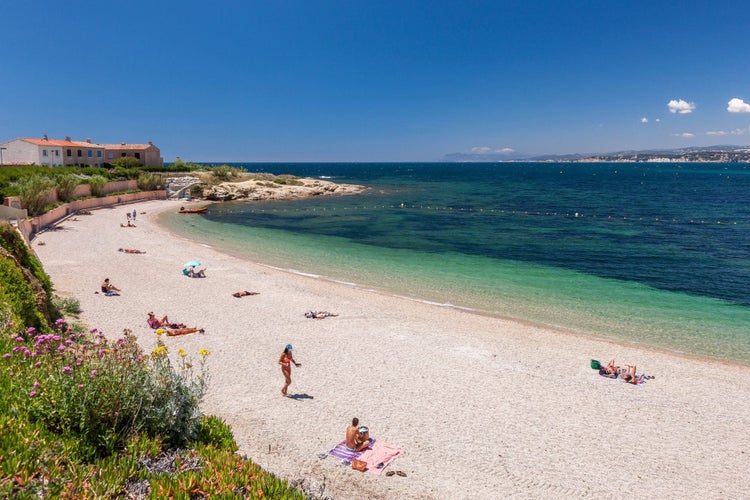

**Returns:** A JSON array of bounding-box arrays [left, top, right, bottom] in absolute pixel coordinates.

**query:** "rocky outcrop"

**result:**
[[203, 178, 367, 202]]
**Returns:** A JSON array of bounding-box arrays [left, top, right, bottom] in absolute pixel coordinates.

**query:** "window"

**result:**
[[107, 152, 113, 159], [43, 149, 48, 156], [54, 150, 59, 156], [67, 149, 72, 156], [87, 150, 93, 158], [134, 152, 141, 159], [121, 153, 126, 157], [97, 150, 102, 157], [77, 149, 82, 157]]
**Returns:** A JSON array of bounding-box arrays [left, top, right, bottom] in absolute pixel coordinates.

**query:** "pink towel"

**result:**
[[357, 440, 405, 475]]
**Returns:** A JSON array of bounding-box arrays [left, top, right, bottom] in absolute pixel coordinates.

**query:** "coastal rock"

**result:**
[[203, 178, 367, 202]]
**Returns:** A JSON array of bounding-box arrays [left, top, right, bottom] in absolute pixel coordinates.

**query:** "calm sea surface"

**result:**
[[160, 163, 750, 364]]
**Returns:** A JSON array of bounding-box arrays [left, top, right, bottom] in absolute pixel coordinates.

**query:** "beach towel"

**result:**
[[328, 439, 405, 475], [329, 440, 369, 462], [357, 440, 405, 475]]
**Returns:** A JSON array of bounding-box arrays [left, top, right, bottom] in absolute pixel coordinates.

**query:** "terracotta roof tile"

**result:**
[[21, 137, 103, 148], [101, 144, 152, 150]]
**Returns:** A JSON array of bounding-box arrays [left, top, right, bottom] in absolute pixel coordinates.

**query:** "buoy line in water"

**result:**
[[215, 204, 744, 227]]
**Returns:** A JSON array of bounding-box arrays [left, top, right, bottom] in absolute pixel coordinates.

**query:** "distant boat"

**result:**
[[178, 206, 208, 214]]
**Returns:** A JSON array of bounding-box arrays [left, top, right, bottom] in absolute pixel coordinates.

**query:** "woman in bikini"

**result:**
[[147, 312, 170, 329], [278, 344, 301, 396]]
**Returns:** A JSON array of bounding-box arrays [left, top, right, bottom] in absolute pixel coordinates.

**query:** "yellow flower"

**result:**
[[155, 328, 165, 337], [178, 348, 187, 358], [151, 346, 168, 357], [198, 348, 209, 357]]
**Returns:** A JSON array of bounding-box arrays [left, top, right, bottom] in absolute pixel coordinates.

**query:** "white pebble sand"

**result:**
[[34, 199, 750, 499]]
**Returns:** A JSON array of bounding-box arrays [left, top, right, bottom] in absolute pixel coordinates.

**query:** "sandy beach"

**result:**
[[33, 199, 750, 499]]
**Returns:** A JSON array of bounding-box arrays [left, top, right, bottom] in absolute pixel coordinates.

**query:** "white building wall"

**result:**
[[0, 139, 64, 166], [0, 139, 38, 165], [37, 146, 64, 166]]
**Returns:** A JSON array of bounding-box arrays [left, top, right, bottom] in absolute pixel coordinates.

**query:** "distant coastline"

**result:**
[[443, 145, 750, 163]]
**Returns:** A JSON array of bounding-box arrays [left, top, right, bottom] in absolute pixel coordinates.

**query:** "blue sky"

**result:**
[[1, 1, 749, 162]]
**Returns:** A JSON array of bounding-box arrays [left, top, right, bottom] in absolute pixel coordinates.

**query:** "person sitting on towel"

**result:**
[[346, 417, 372, 452]]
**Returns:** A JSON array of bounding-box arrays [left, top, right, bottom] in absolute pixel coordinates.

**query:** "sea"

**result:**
[[160, 162, 750, 365]]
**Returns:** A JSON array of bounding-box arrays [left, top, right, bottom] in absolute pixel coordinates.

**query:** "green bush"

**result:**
[[54, 174, 79, 202], [137, 171, 160, 191], [5, 325, 208, 459], [196, 415, 238, 452], [111, 157, 141, 169], [52, 296, 81, 316], [15, 175, 55, 216], [88, 175, 108, 197]]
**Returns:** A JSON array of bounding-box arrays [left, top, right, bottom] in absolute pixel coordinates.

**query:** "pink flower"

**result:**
[[34, 362, 42, 368], [58, 345, 66, 352], [32, 382, 40, 389], [90, 370, 97, 378], [62, 366, 71, 374], [52, 335, 61, 341], [55, 318, 65, 325], [77, 384, 84, 389], [15, 336, 24, 342], [2, 353, 10, 359], [29, 390, 37, 397], [26, 327, 36, 334]]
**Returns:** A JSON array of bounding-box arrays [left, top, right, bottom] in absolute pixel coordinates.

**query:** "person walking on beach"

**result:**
[[279, 344, 300, 396]]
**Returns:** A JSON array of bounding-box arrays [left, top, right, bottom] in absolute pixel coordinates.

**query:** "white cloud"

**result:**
[[471, 146, 515, 154], [668, 99, 696, 114], [679, 132, 695, 138], [727, 98, 750, 113], [706, 130, 727, 136], [641, 117, 648, 123], [655, 118, 661, 122]]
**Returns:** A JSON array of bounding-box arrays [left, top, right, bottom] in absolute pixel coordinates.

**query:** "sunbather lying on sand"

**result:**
[[119, 248, 146, 254], [148, 312, 187, 330], [305, 310, 338, 319], [166, 326, 204, 336], [233, 291, 260, 297]]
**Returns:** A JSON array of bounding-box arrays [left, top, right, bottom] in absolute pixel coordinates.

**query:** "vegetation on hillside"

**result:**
[[0, 223, 304, 498]]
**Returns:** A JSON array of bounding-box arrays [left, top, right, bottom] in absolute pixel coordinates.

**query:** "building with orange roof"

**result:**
[[0, 136, 105, 167], [0, 136, 163, 167], [101, 141, 163, 167]]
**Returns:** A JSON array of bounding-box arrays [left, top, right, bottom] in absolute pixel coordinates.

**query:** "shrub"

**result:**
[[52, 296, 81, 316], [111, 157, 141, 169], [54, 174, 79, 202], [196, 415, 237, 452], [87, 176, 108, 197], [5, 324, 209, 459], [15, 175, 55, 216], [137, 171, 160, 191]]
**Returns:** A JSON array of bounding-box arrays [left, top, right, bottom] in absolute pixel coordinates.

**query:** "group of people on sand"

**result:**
[[147, 312, 204, 336], [599, 359, 654, 384], [183, 267, 207, 278]]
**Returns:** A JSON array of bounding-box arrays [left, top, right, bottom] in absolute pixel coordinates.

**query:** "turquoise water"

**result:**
[[160, 163, 750, 364]]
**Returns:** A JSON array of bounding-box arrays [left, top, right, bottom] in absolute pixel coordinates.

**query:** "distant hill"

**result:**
[[442, 145, 750, 163]]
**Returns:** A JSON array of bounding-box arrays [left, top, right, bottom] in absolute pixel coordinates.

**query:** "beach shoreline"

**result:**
[[34, 199, 750, 499]]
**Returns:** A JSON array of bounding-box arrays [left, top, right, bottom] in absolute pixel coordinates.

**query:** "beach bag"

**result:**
[[590, 359, 601, 370], [352, 459, 367, 472]]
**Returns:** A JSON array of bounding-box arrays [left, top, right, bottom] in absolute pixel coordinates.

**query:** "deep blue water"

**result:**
[[163, 163, 750, 363]]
